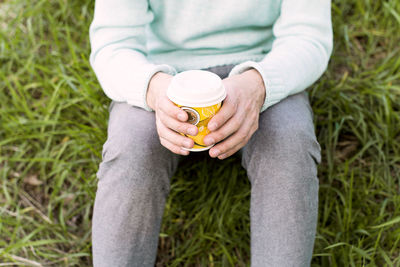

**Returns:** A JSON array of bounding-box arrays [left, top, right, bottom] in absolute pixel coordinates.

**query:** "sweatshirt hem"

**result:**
[[149, 54, 266, 73]]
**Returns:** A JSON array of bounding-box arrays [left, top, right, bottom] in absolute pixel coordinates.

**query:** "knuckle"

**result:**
[[165, 118, 176, 130], [162, 100, 174, 114], [175, 134, 185, 144], [179, 139, 187, 147], [221, 113, 229, 124], [158, 98, 167, 111], [225, 104, 236, 116], [158, 114, 167, 126], [211, 112, 223, 124], [252, 124, 258, 134], [214, 131, 225, 142], [161, 139, 180, 154], [211, 115, 221, 125], [218, 145, 227, 154], [155, 116, 161, 125], [169, 134, 180, 146], [158, 128, 168, 139], [247, 132, 253, 141], [238, 132, 247, 141], [250, 113, 258, 122], [156, 125, 163, 137], [174, 107, 182, 117], [233, 101, 239, 112], [220, 104, 230, 115], [245, 103, 252, 112], [170, 106, 179, 117], [159, 138, 167, 147], [219, 142, 231, 153], [240, 138, 248, 147], [172, 146, 180, 154], [176, 123, 187, 134], [227, 150, 236, 157], [183, 139, 193, 148], [180, 135, 189, 145], [233, 120, 241, 130]]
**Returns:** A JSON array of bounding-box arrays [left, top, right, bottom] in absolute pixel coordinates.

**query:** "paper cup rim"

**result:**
[[182, 144, 214, 152], [167, 88, 226, 107]]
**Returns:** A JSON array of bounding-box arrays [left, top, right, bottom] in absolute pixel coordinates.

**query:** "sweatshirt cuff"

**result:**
[[228, 61, 286, 113], [127, 64, 177, 111]]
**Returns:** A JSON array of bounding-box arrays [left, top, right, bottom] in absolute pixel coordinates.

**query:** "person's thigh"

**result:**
[[93, 101, 181, 267], [96, 101, 181, 193], [242, 91, 321, 267], [242, 91, 321, 176]]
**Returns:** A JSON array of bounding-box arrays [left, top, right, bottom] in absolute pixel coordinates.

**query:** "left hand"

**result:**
[[203, 69, 266, 159]]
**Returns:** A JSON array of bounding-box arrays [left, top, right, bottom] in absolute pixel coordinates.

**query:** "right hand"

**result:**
[[146, 72, 198, 155]]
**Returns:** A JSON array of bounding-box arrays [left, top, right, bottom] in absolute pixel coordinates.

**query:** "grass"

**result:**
[[0, 0, 399, 266]]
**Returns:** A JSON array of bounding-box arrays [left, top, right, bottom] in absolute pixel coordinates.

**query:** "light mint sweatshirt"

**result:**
[[89, 0, 333, 112]]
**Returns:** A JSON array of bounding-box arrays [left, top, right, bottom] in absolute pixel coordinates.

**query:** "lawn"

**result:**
[[0, 0, 399, 266]]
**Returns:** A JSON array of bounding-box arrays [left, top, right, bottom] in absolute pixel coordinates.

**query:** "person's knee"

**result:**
[[97, 114, 172, 197], [243, 117, 321, 183], [273, 120, 321, 164]]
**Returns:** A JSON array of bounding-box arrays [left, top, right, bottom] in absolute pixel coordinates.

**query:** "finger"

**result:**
[[159, 136, 190, 156], [217, 141, 246, 160], [209, 121, 254, 158], [159, 109, 198, 136], [217, 123, 259, 159], [157, 119, 194, 149], [207, 96, 236, 131], [208, 132, 246, 158], [203, 110, 245, 146], [158, 97, 188, 122]]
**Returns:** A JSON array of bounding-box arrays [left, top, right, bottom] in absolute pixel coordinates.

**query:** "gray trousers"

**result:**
[[92, 65, 321, 267]]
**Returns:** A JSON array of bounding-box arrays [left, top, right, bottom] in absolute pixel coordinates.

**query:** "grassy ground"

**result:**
[[0, 0, 399, 266]]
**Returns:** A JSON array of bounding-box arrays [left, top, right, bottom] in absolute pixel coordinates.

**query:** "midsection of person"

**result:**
[[146, 0, 280, 70]]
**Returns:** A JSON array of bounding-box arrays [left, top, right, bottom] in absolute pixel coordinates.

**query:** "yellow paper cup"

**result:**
[[167, 70, 226, 152]]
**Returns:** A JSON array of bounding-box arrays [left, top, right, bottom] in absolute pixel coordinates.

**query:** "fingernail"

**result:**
[[184, 140, 192, 148], [180, 149, 189, 155], [188, 127, 197, 136], [218, 154, 226, 160], [204, 137, 215, 146], [210, 149, 220, 158], [208, 122, 217, 131], [178, 113, 186, 121]]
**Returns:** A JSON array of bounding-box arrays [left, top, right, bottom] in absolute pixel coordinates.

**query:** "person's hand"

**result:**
[[146, 72, 198, 155], [203, 69, 266, 159]]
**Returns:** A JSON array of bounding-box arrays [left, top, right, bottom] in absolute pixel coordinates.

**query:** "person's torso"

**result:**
[[146, 0, 281, 70], [146, 0, 282, 70]]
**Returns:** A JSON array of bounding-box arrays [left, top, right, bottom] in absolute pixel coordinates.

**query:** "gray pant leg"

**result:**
[[92, 102, 181, 267], [241, 91, 321, 267]]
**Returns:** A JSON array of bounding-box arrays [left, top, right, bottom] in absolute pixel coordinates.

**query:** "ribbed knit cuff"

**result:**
[[229, 60, 286, 113], [126, 64, 177, 111]]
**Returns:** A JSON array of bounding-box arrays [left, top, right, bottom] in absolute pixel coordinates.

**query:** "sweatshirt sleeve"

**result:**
[[229, 0, 333, 113], [89, 0, 177, 111]]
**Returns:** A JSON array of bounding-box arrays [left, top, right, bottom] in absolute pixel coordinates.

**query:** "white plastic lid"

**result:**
[[167, 70, 226, 107]]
